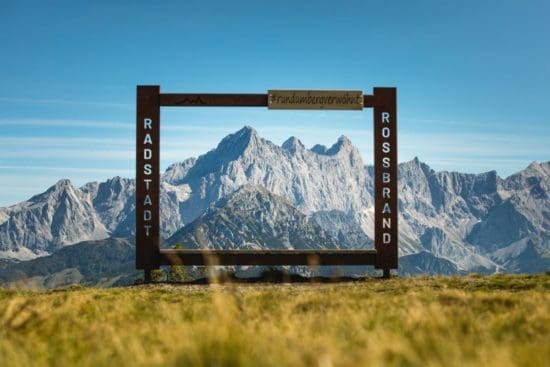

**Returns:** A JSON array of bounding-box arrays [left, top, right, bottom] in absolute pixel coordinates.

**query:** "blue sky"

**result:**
[[1, 0, 549, 206]]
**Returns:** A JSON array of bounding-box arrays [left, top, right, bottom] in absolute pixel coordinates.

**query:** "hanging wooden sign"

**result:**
[[268, 90, 363, 110]]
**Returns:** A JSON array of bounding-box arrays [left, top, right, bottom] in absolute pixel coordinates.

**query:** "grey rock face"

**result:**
[[179, 126, 371, 224], [0, 179, 109, 254], [311, 210, 373, 249], [166, 185, 342, 251], [399, 251, 464, 276], [0, 126, 548, 274], [162, 158, 197, 185], [0, 177, 186, 258], [81, 176, 135, 234]]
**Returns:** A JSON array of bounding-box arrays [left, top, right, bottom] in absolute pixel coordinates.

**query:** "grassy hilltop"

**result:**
[[1, 274, 549, 367]]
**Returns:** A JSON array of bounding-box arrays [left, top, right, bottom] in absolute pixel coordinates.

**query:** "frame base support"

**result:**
[[144, 269, 153, 284]]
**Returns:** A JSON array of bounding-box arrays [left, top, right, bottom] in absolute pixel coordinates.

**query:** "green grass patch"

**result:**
[[1, 274, 549, 366]]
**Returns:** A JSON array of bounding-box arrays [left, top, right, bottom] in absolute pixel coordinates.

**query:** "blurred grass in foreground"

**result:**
[[1, 274, 549, 367]]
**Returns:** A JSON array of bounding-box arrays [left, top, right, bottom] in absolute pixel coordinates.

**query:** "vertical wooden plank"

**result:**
[[136, 86, 160, 270], [373, 88, 398, 271]]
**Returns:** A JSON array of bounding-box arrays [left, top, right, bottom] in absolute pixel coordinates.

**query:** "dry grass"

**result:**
[[1, 274, 549, 367]]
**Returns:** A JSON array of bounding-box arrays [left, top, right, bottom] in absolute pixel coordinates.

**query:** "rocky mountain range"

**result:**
[[166, 185, 344, 251], [0, 126, 548, 276]]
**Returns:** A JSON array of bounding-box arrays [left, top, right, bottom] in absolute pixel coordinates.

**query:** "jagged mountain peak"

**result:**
[[27, 178, 77, 204], [45, 178, 74, 194], [224, 125, 259, 144], [502, 161, 550, 192], [399, 157, 433, 176], [337, 134, 352, 145], [0, 177, 110, 256], [308, 135, 363, 169], [105, 176, 126, 184], [282, 136, 305, 154], [80, 176, 134, 197], [508, 162, 550, 181], [162, 157, 197, 185], [214, 125, 263, 153], [402, 156, 425, 168], [186, 126, 272, 178], [523, 161, 550, 177], [308, 135, 354, 156], [102, 176, 132, 191], [238, 124, 258, 135], [164, 157, 197, 174], [54, 178, 72, 187], [325, 135, 352, 155]]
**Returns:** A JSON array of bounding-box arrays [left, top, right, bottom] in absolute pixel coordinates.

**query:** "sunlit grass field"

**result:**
[[1, 274, 549, 367]]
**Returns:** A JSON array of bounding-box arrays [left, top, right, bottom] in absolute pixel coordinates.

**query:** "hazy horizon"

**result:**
[[1, 123, 547, 207]]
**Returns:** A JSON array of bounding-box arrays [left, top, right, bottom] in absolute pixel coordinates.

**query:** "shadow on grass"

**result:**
[[134, 268, 390, 286]]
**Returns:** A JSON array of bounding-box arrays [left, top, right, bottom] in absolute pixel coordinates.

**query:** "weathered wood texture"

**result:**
[[136, 86, 160, 269], [373, 87, 398, 270]]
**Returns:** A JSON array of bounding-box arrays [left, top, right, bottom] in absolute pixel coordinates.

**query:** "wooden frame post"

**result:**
[[136, 86, 161, 278], [373, 88, 398, 277]]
